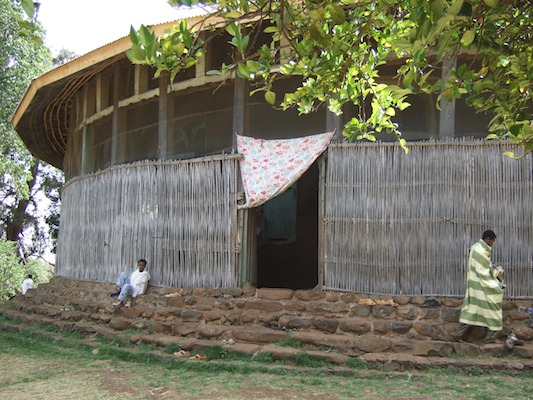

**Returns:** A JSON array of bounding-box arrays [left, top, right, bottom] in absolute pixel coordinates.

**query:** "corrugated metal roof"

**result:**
[[70, 6, 211, 59]]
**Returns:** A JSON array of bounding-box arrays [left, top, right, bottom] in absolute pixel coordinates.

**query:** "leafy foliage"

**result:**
[[52, 48, 78, 66], [0, 239, 24, 301], [1, 0, 63, 259], [129, 0, 532, 156], [24, 257, 54, 286]]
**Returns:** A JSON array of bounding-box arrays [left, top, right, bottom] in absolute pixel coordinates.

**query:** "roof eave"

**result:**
[[12, 16, 211, 128]]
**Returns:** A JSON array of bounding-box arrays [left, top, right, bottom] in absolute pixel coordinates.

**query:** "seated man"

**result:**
[[21, 274, 34, 295], [111, 259, 150, 307]]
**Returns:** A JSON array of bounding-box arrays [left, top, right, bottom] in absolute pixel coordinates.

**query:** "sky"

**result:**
[[37, 0, 199, 56]]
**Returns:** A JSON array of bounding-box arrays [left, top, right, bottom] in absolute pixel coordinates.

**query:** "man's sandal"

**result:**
[[173, 350, 190, 358], [188, 353, 207, 361]]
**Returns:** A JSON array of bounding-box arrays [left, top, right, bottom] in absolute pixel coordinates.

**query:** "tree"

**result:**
[[127, 0, 532, 157], [52, 48, 78, 66], [0, 239, 24, 301], [0, 0, 62, 261]]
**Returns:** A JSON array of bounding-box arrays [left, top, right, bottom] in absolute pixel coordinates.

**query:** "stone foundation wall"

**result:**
[[52, 277, 533, 343]]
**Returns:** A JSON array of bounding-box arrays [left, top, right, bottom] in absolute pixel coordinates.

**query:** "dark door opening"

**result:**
[[255, 161, 319, 289]]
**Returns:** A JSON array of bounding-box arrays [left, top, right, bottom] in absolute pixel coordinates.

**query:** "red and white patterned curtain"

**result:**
[[237, 131, 334, 208]]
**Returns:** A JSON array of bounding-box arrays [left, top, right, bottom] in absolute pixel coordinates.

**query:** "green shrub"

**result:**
[[25, 258, 54, 286], [203, 345, 229, 360], [162, 342, 181, 354], [0, 239, 25, 301]]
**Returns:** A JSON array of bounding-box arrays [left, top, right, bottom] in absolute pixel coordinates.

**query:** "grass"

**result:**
[[275, 330, 304, 348], [162, 342, 181, 354], [3, 314, 533, 399]]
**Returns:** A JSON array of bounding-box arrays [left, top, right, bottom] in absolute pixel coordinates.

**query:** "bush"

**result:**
[[0, 239, 25, 301], [24, 258, 54, 286]]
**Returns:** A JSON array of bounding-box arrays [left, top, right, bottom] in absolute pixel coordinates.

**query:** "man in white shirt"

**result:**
[[21, 274, 34, 295], [111, 259, 150, 307]]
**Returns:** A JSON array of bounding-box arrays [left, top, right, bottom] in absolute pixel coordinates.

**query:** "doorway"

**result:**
[[255, 160, 319, 289]]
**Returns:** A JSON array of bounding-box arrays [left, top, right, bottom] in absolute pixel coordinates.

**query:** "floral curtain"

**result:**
[[237, 131, 334, 208]]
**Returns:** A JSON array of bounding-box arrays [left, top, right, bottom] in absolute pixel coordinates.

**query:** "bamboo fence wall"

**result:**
[[323, 140, 533, 298], [56, 155, 241, 288]]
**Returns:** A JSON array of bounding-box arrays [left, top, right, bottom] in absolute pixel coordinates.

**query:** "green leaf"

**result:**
[[129, 26, 139, 45], [129, 46, 147, 62], [459, 1, 473, 16], [445, 88, 455, 102], [326, 4, 346, 24], [509, 125, 521, 136], [448, 0, 464, 16], [246, 60, 260, 74], [461, 30, 475, 47], [399, 101, 411, 111], [240, 35, 250, 53], [265, 90, 276, 105], [175, 43, 186, 56], [403, 70, 415, 88], [139, 25, 154, 47], [225, 11, 242, 19], [457, 63, 468, 77], [264, 26, 279, 34], [431, 0, 444, 19], [226, 23, 238, 36], [237, 63, 250, 79], [385, 107, 396, 116], [503, 151, 516, 158], [484, 0, 499, 8], [20, 0, 35, 18]]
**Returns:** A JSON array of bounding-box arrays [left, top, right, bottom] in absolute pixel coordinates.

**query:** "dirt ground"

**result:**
[[0, 354, 330, 399], [0, 353, 435, 400]]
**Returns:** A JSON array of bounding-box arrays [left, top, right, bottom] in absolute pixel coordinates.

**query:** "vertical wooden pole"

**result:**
[[233, 74, 250, 286], [81, 124, 88, 174], [439, 56, 456, 139], [111, 63, 120, 165], [326, 106, 342, 140], [196, 32, 206, 78], [159, 71, 169, 160], [81, 85, 88, 174], [323, 104, 340, 288], [317, 155, 326, 289], [233, 77, 246, 145]]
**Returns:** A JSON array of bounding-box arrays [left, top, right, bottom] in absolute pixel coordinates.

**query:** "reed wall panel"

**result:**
[[323, 140, 533, 298], [56, 156, 240, 288]]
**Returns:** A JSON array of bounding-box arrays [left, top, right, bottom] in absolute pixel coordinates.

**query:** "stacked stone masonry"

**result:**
[[7, 277, 533, 357]]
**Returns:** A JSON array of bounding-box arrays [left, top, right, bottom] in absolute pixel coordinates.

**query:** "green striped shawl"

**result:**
[[459, 239, 503, 331]]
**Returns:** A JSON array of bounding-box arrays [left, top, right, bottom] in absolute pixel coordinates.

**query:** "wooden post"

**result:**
[[111, 63, 120, 165], [81, 85, 88, 174], [233, 76, 246, 145], [196, 32, 206, 78], [158, 71, 169, 160], [326, 107, 343, 140], [81, 124, 88, 174], [96, 74, 102, 112], [439, 56, 456, 139], [317, 155, 326, 289]]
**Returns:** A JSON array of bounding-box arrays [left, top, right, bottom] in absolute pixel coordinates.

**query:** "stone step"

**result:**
[[13, 289, 461, 344], [2, 302, 532, 361], [11, 276, 533, 355], [3, 306, 533, 373]]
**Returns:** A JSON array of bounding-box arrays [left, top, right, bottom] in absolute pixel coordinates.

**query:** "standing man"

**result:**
[[111, 259, 150, 307], [451, 230, 503, 343]]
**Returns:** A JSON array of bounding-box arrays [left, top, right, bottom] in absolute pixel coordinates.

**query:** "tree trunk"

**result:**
[[5, 160, 40, 242]]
